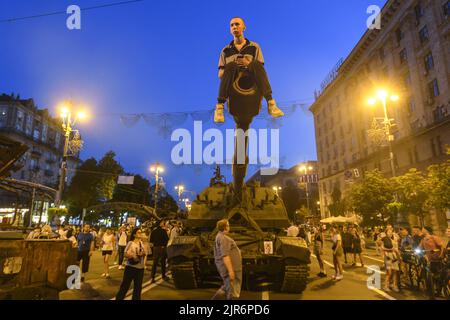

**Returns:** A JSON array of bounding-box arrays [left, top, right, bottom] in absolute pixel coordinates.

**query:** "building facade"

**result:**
[[310, 0, 450, 218], [0, 93, 80, 224]]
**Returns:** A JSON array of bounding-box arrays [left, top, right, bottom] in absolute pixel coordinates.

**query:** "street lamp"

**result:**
[[367, 89, 399, 177], [55, 100, 87, 206], [298, 165, 314, 216], [272, 186, 282, 196], [175, 184, 185, 211], [150, 163, 164, 215]]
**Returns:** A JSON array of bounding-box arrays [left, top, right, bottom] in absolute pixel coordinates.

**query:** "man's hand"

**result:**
[[89, 251, 93, 257], [228, 269, 235, 281], [236, 56, 250, 67]]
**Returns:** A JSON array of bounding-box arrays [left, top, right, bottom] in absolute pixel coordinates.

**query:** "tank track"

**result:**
[[171, 261, 198, 290], [280, 264, 309, 293]]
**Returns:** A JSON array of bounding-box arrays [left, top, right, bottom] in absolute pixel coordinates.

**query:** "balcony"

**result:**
[[29, 165, 40, 172], [433, 106, 450, 125], [30, 147, 42, 157]]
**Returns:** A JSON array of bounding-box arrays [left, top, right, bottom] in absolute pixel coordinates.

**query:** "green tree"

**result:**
[[96, 151, 124, 202], [113, 174, 151, 205], [64, 157, 100, 218], [347, 170, 395, 226], [392, 168, 428, 226], [149, 185, 178, 218], [328, 185, 346, 216]]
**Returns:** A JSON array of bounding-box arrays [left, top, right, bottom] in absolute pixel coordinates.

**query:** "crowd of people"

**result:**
[[288, 222, 449, 294]]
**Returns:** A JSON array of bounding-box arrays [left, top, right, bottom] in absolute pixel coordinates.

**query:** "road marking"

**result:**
[[364, 255, 384, 263], [261, 291, 269, 300], [368, 287, 397, 300]]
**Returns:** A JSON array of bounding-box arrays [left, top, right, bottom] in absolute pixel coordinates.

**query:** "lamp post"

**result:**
[[150, 163, 164, 215], [298, 165, 314, 216], [368, 89, 399, 177], [174, 184, 185, 211], [55, 101, 86, 206]]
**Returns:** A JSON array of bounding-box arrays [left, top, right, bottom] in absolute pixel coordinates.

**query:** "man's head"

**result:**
[[412, 225, 422, 236], [400, 227, 410, 237], [83, 224, 90, 233], [230, 17, 246, 38], [217, 219, 230, 233]]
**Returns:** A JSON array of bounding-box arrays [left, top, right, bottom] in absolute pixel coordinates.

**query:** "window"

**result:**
[[404, 73, 412, 89], [41, 124, 48, 142], [317, 127, 321, 137], [415, 3, 424, 22], [419, 26, 429, 44], [424, 52, 434, 72], [55, 133, 60, 148], [433, 106, 448, 123], [33, 122, 41, 141], [443, 1, 449, 17], [428, 79, 440, 98], [413, 145, 419, 162], [15, 109, 24, 131], [430, 138, 436, 157], [408, 149, 414, 165], [25, 114, 33, 135], [379, 47, 385, 61], [396, 28, 403, 43], [340, 126, 344, 138], [0, 106, 7, 127], [436, 136, 443, 155], [399, 49, 408, 64], [408, 97, 416, 114]]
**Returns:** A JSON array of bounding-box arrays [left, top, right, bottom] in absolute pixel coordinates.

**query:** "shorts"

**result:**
[[102, 250, 113, 256], [221, 271, 242, 299], [343, 247, 353, 254]]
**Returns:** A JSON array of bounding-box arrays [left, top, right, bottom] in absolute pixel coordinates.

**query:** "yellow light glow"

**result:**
[[299, 166, 306, 172], [376, 89, 388, 100], [77, 111, 86, 119], [368, 97, 376, 106], [390, 95, 399, 102], [308, 166, 313, 171]]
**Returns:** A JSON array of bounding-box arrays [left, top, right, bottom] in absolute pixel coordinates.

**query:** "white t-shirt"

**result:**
[[118, 232, 128, 246], [102, 233, 115, 251], [332, 233, 342, 244]]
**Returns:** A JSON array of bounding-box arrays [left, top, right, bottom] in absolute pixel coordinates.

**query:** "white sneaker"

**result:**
[[267, 99, 284, 118], [113, 262, 118, 265], [118, 266, 124, 270], [335, 274, 343, 281], [214, 104, 225, 123], [101, 273, 106, 277]]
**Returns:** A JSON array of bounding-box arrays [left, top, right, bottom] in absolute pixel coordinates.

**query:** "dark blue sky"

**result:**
[[0, 0, 386, 200]]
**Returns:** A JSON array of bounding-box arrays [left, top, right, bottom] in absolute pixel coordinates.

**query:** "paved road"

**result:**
[[60, 244, 432, 300]]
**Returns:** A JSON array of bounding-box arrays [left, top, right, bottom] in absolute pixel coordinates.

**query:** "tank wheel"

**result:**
[[171, 260, 199, 290], [280, 264, 309, 294]]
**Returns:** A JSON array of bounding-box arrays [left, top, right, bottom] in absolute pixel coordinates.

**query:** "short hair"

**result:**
[[230, 17, 246, 26], [412, 225, 421, 230], [217, 219, 229, 232]]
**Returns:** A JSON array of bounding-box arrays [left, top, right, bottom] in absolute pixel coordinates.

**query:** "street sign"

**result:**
[[118, 175, 134, 185]]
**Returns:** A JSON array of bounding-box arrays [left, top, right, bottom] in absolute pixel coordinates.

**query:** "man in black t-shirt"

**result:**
[[150, 220, 169, 283]]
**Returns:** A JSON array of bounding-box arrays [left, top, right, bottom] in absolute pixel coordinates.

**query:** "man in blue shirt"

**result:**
[[77, 224, 95, 282]]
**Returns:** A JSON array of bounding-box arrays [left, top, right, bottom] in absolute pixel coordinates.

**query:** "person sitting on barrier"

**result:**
[[214, 17, 284, 123]]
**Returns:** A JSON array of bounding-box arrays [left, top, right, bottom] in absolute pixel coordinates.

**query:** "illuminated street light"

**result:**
[[55, 100, 88, 206], [298, 164, 315, 216], [175, 184, 185, 211], [150, 162, 164, 215], [367, 88, 400, 177], [272, 186, 282, 196]]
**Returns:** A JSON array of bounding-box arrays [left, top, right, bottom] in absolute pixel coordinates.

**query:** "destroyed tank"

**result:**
[[0, 135, 77, 299], [167, 64, 310, 293]]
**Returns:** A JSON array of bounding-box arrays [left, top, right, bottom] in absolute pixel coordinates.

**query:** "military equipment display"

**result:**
[[167, 70, 311, 293], [0, 135, 76, 300]]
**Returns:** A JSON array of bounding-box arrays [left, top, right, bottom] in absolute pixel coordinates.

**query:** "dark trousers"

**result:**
[[151, 246, 167, 279], [218, 61, 272, 104], [77, 250, 90, 273], [118, 245, 126, 265], [115, 266, 144, 300]]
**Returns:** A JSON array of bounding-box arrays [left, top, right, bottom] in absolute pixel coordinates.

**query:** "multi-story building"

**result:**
[[0, 93, 81, 224], [310, 0, 450, 219]]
